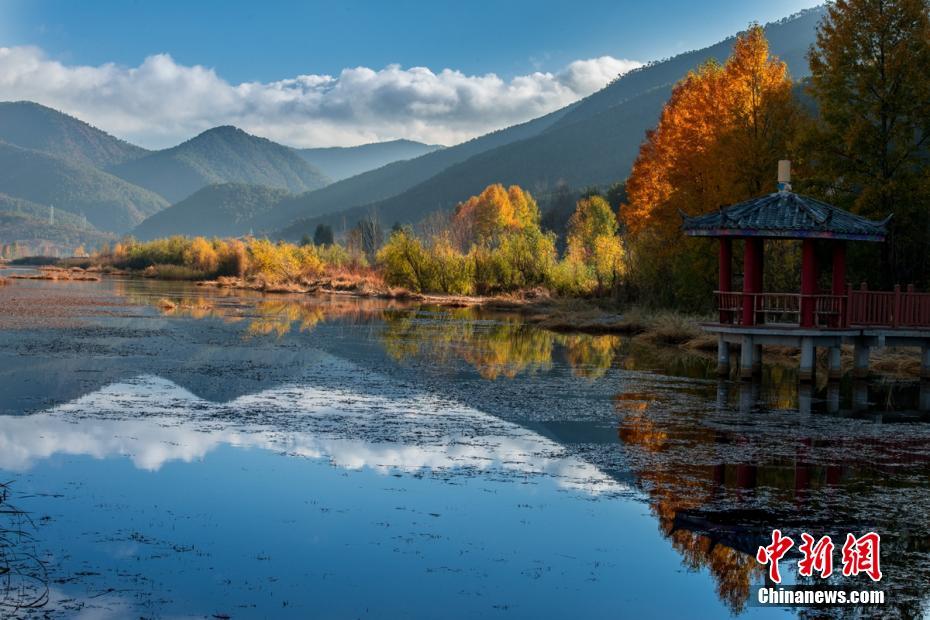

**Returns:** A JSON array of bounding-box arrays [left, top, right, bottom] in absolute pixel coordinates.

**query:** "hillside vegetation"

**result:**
[[0, 141, 168, 232], [0, 193, 114, 257], [133, 183, 291, 240]]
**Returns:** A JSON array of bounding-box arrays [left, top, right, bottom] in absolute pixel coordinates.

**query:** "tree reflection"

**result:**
[[379, 308, 622, 380], [617, 388, 930, 617]]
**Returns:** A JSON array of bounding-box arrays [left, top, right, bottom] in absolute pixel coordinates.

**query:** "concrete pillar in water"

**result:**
[[740, 335, 754, 380], [739, 381, 756, 413], [922, 344, 930, 381], [798, 382, 812, 417], [752, 344, 763, 377], [716, 380, 730, 410], [828, 346, 842, 381], [827, 382, 840, 414], [717, 335, 730, 377], [853, 340, 870, 380], [920, 381, 930, 412], [852, 381, 869, 412], [799, 337, 815, 383]]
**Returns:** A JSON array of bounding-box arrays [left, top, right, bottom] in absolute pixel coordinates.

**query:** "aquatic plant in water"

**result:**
[[0, 482, 48, 613]]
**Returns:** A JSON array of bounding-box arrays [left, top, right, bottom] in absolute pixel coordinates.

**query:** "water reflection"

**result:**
[[137, 290, 629, 382], [0, 374, 623, 497], [618, 378, 930, 617], [10, 279, 930, 617]]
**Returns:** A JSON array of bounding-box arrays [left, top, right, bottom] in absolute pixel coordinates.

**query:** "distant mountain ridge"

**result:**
[[133, 183, 291, 240], [275, 7, 826, 239], [252, 104, 577, 232], [297, 140, 444, 182], [0, 101, 149, 168], [108, 126, 331, 204]]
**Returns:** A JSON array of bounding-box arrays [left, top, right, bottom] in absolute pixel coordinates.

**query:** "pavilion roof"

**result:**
[[680, 191, 890, 241]]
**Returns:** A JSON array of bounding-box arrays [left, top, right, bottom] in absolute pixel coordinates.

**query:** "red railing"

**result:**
[[715, 286, 930, 329], [847, 284, 930, 328]]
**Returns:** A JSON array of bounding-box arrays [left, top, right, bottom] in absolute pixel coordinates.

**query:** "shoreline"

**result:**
[[2, 265, 926, 381]]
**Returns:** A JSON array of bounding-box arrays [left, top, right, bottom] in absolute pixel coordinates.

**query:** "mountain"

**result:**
[[296, 140, 444, 182], [108, 126, 331, 204], [0, 101, 149, 168], [0, 141, 168, 232], [252, 105, 576, 232], [274, 8, 826, 239], [0, 193, 114, 255], [133, 183, 290, 240]]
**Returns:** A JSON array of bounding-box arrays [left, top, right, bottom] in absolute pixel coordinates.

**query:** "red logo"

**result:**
[[756, 530, 882, 583], [798, 533, 834, 578], [756, 529, 794, 583], [841, 532, 882, 582]]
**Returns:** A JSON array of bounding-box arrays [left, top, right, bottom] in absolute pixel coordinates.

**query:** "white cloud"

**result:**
[[0, 46, 641, 149]]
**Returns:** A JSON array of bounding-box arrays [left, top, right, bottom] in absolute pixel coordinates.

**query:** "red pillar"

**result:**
[[742, 238, 758, 326], [754, 239, 764, 324], [800, 239, 818, 327], [831, 241, 847, 327], [831, 241, 846, 295], [719, 238, 732, 323]]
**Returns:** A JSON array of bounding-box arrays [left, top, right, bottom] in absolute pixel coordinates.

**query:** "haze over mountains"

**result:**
[[0, 7, 825, 254], [297, 140, 444, 182]]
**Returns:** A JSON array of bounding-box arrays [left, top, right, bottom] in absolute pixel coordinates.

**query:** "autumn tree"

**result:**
[[565, 196, 625, 292], [453, 183, 541, 245], [622, 25, 802, 308], [806, 0, 930, 286]]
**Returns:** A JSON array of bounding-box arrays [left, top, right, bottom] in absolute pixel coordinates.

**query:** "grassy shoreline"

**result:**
[[3, 263, 926, 381]]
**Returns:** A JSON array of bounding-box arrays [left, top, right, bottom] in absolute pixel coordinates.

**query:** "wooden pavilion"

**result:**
[[681, 162, 930, 382]]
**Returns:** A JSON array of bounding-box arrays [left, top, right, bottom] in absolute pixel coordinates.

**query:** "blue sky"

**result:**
[[4, 0, 819, 81], [0, 0, 822, 148]]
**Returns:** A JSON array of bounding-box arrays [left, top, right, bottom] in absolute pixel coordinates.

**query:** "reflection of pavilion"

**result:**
[[682, 161, 930, 382], [617, 381, 930, 617]]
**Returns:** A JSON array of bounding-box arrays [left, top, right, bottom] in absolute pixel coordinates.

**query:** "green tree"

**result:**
[[565, 196, 625, 293], [807, 0, 930, 286], [313, 224, 334, 246]]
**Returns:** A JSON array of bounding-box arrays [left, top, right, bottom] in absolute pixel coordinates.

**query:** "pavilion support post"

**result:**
[[742, 238, 759, 326], [752, 343, 763, 377], [828, 346, 842, 381], [921, 343, 930, 381], [717, 335, 730, 377], [853, 339, 870, 380], [719, 238, 732, 323], [740, 335, 754, 381], [800, 239, 817, 328], [799, 337, 815, 383]]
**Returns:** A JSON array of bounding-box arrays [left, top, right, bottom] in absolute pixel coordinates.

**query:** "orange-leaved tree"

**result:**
[[622, 25, 802, 308]]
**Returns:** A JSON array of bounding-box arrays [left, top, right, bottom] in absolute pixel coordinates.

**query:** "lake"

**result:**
[[0, 274, 926, 618]]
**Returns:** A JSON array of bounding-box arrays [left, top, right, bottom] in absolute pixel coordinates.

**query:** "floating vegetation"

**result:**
[[0, 482, 48, 614]]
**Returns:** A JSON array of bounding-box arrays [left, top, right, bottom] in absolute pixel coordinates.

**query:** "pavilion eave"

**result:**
[[683, 228, 886, 242]]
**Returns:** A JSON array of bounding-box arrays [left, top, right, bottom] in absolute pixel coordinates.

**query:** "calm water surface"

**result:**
[[0, 275, 927, 618]]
